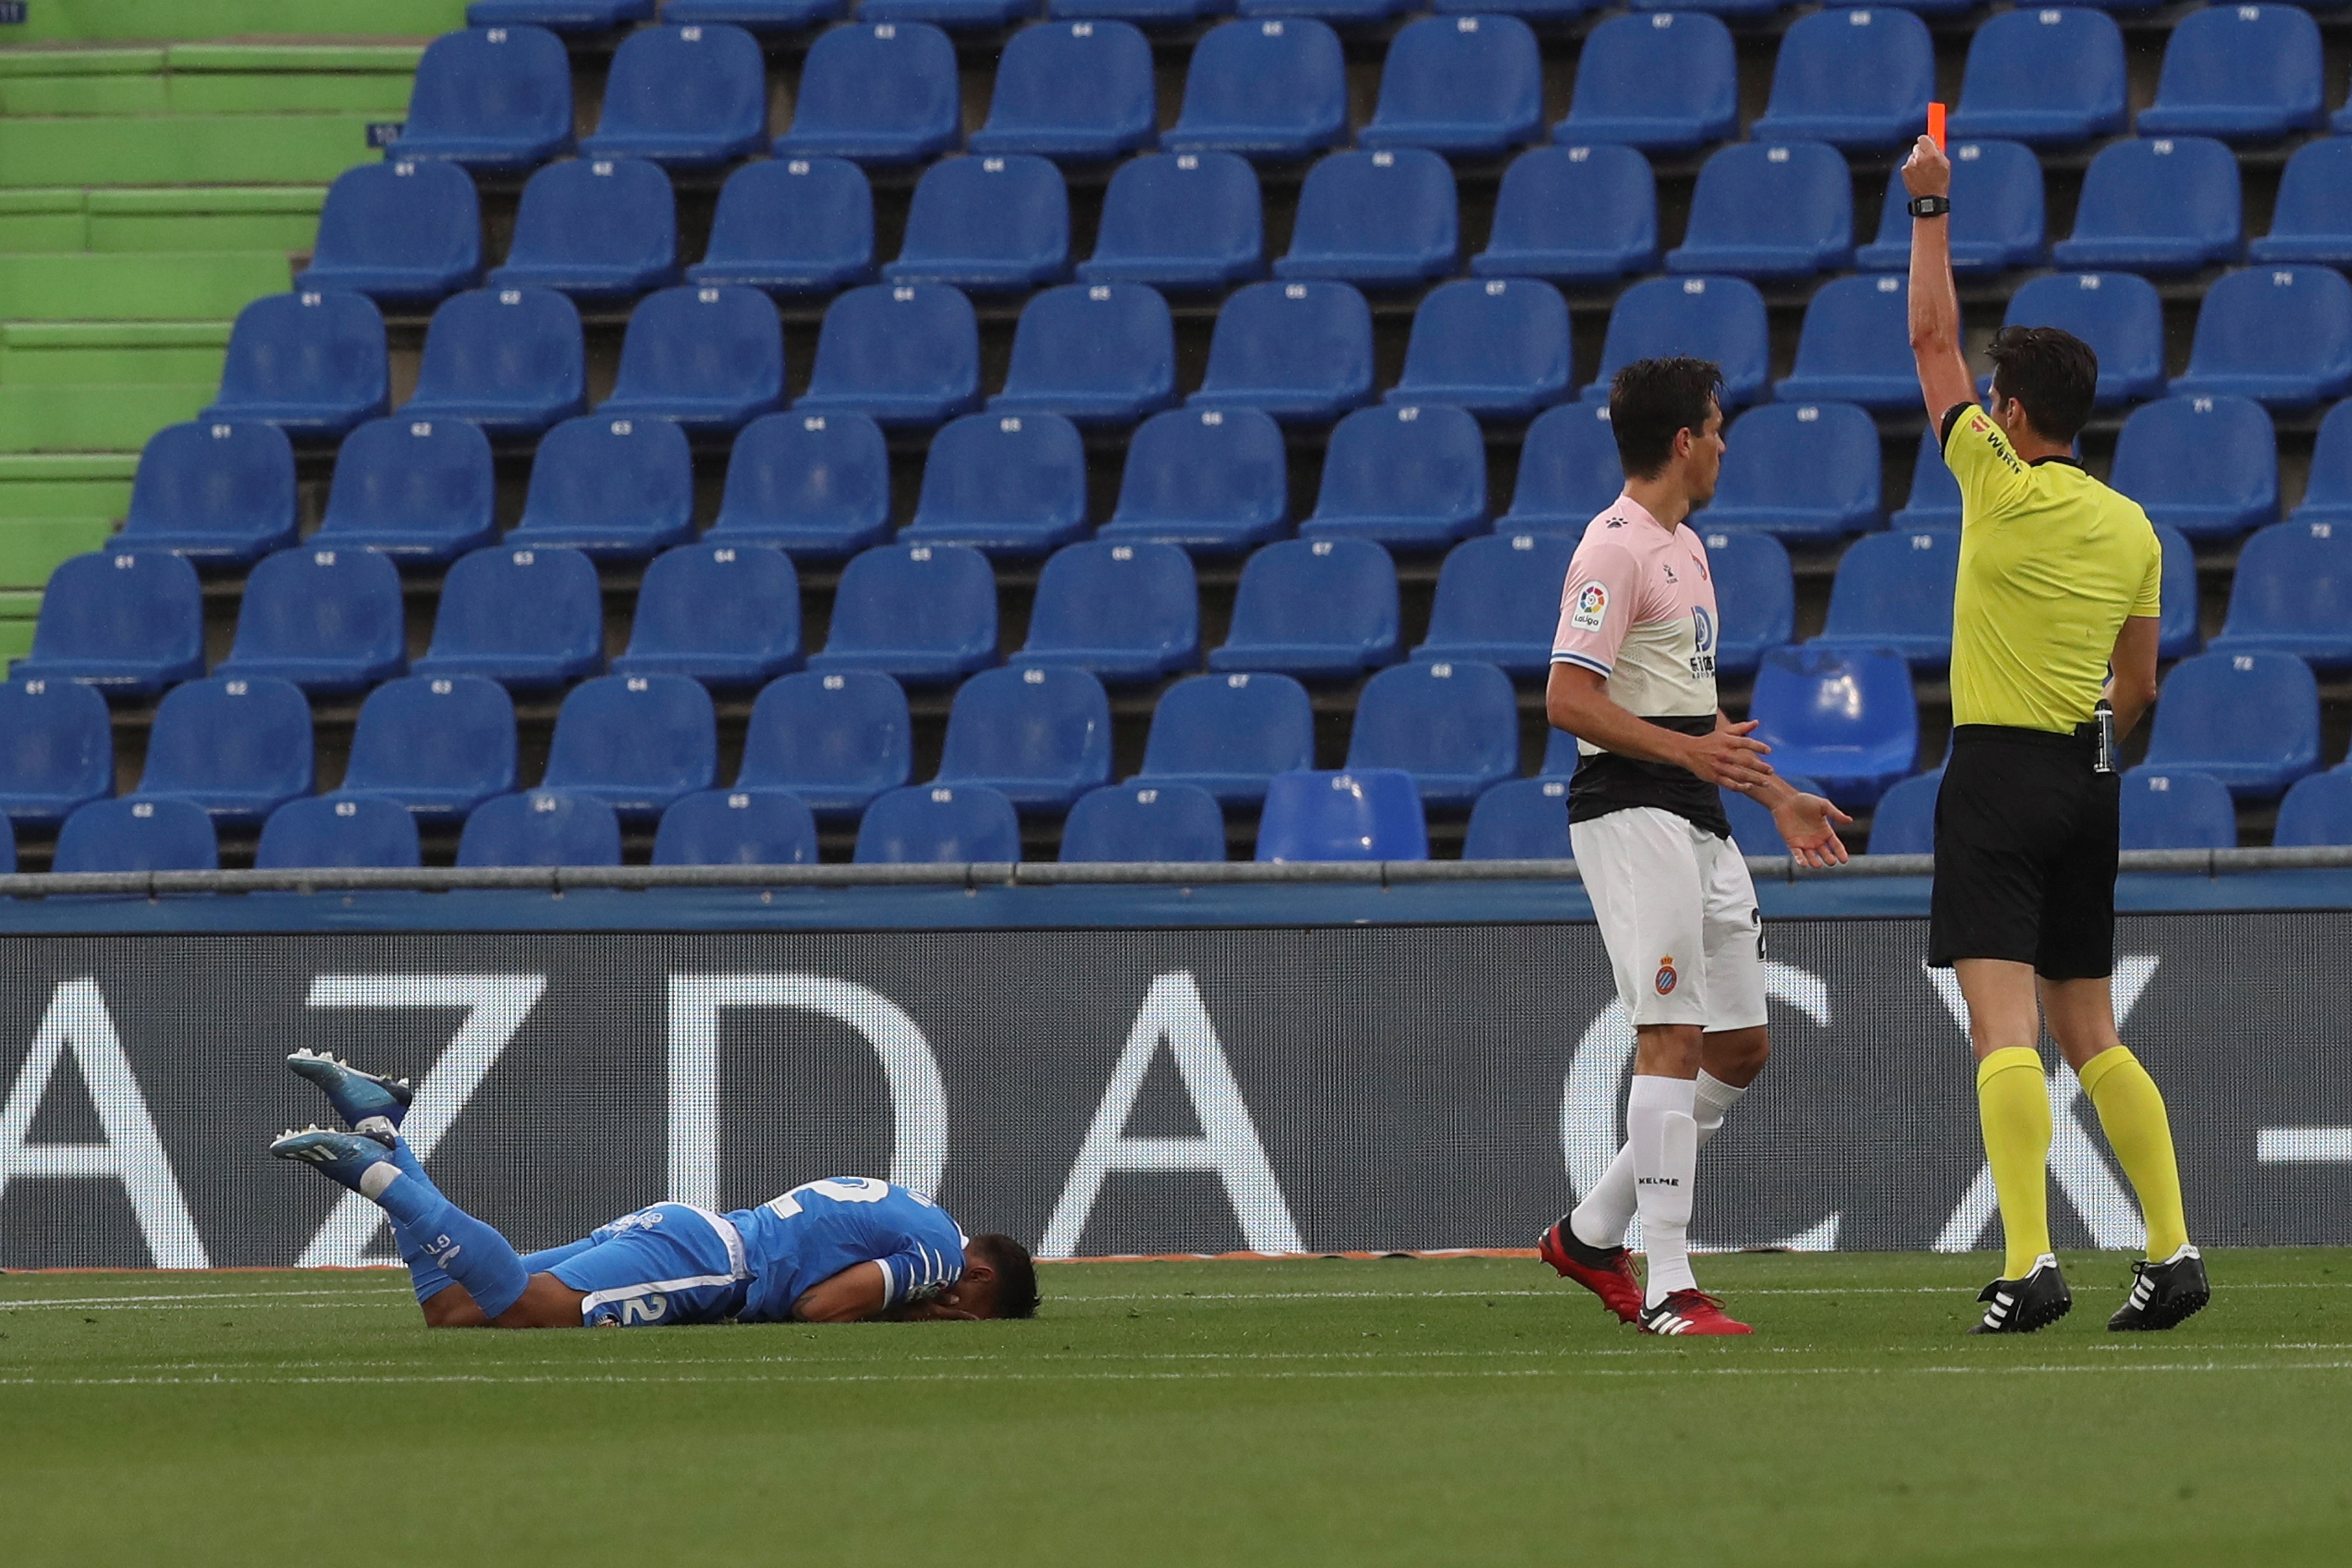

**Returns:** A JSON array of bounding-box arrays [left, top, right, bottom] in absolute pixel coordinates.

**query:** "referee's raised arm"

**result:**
[[1902, 135, 1973, 421]]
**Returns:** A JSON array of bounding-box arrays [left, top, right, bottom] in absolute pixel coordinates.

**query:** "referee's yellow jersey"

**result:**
[[1944, 404, 2163, 734]]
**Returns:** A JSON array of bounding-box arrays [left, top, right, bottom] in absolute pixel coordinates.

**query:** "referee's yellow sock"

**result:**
[[1977, 1047, 2053, 1280], [2079, 1046, 2192, 1261]]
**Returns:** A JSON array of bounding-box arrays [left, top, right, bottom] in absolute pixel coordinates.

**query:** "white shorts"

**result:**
[[1571, 806, 1768, 1031]]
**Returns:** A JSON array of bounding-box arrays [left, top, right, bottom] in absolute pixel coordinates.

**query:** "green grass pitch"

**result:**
[[5, 1249, 2351, 1566]]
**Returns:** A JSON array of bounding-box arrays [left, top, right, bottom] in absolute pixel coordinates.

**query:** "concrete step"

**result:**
[[0, 515, 117, 588], [0, 452, 139, 520], [0, 382, 213, 453], [0, 250, 290, 318], [5, 0, 462, 43], [0, 112, 383, 187], [0, 322, 230, 385], [0, 43, 419, 117]]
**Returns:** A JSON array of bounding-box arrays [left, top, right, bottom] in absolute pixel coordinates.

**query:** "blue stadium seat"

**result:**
[[2118, 767, 2237, 851], [1100, 407, 1291, 554], [217, 546, 406, 695], [457, 790, 623, 868], [1256, 768, 1427, 863], [0, 677, 110, 827], [1627, 0, 1779, 18], [773, 22, 962, 167], [509, 414, 695, 561], [338, 674, 517, 822], [1209, 537, 1399, 678], [2292, 400, 2352, 527], [2253, 139, 2352, 267], [1014, 540, 1200, 683], [597, 284, 784, 433], [1890, 427, 1960, 532], [1078, 151, 1264, 291], [854, 784, 1023, 864], [2109, 395, 2278, 541], [1137, 671, 1315, 805], [1462, 776, 1571, 861], [1049, 0, 1229, 24], [2050, 137, 2242, 275], [1864, 768, 1939, 856], [1060, 782, 1225, 863], [1473, 144, 1657, 285], [1553, 12, 1737, 154], [2156, 522, 2201, 662], [115, 420, 295, 566], [1387, 279, 1572, 420], [1996, 272, 2168, 407], [52, 798, 217, 875], [1581, 276, 1770, 409], [2273, 769, 2352, 848], [1537, 726, 1579, 778], [1946, 8, 2127, 148], [1854, 139, 2045, 275], [665, 0, 848, 29], [1700, 528, 1794, 677], [136, 675, 312, 825], [1344, 659, 1518, 808], [652, 789, 819, 867], [401, 285, 586, 437], [1666, 142, 1853, 280], [738, 670, 912, 818], [2211, 521, 2352, 670], [313, 417, 496, 566], [1360, 15, 1544, 158], [487, 157, 678, 300], [613, 542, 803, 689], [2142, 650, 2320, 799], [1190, 280, 1374, 424], [1300, 404, 1487, 551], [1430, 0, 1597, 16], [1720, 773, 1825, 859], [934, 665, 1112, 810], [688, 157, 875, 296], [202, 291, 387, 438], [387, 26, 573, 173], [540, 673, 718, 820], [1414, 532, 1580, 678], [1236, 0, 1412, 21], [1165, 18, 1349, 162], [578, 24, 769, 169], [297, 160, 481, 304], [969, 19, 1157, 163], [467, 0, 653, 26], [1747, 646, 1917, 806], [1751, 8, 1933, 150], [884, 154, 1069, 292], [989, 283, 1177, 427], [2137, 4, 2324, 143], [12, 551, 203, 697], [707, 411, 893, 560], [806, 543, 998, 684], [863, 0, 1039, 25], [1812, 530, 1959, 669], [1697, 402, 1881, 541], [255, 796, 422, 871], [1501, 402, 1621, 532], [2172, 266, 2352, 411], [1274, 150, 1458, 288], [412, 545, 606, 691], [902, 412, 1090, 557], [795, 283, 981, 429], [1773, 274, 1917, 411]]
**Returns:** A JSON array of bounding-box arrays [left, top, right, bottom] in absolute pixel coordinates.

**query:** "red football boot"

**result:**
[[1538, 1218, 1644, 1324], [1639, 1289, 1752, 1336]]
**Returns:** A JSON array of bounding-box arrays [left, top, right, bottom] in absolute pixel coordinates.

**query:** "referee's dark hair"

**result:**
[[970, 1233, 1040, 1320], [1609, 356, 1726, 480], [1986, 325, 2100, 444]]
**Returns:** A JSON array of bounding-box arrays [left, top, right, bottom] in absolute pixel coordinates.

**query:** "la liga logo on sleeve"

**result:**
[[1569, 582, 1609, 633]]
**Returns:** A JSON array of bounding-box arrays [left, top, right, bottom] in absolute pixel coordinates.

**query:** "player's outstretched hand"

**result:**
[[1902, 134, 1950, 199], [1773, 791, 1855, 868], [1684, 721, 1775, 792]]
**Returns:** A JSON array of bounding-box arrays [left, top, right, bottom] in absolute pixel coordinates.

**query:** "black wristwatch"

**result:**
[[1908, 194, 1951, 219]]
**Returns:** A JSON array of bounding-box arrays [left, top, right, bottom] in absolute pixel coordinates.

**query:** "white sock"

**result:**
[[1627, 1074, 1700, 1306], [1571, 1070, 1747, 1251]]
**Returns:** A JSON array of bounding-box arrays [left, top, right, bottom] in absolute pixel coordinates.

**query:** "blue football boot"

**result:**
[[269, 1125, 398, 1195], [286, 1047, 413, 1135]]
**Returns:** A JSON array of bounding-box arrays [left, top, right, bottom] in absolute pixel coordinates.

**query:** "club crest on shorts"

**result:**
[[1655, 955, 1678, 995], [1569, 581, 1608, 633]]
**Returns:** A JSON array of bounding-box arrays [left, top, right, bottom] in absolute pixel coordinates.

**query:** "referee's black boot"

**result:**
[[1969, 1254, 2073, 1335], [2109, 1245, 2210, 1332]]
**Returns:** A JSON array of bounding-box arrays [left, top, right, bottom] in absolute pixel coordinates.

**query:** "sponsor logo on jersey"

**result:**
[[1688, 606, 1717, 678], [1569, 582, 1608, 633], [1654, 956, 1678, 995]]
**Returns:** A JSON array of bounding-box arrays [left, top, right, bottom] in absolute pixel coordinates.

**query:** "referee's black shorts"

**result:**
[[1928, 724, 2119, 981]]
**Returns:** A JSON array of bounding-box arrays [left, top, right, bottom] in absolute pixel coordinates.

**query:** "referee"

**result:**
[[1903, 135, 2208, 1335]]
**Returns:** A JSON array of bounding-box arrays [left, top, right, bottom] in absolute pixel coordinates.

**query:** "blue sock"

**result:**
[[362, 1145, 528, 1320], [379, 1140, 454, 1305]]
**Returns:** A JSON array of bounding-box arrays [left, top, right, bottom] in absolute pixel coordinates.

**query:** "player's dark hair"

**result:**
[[1986, 325, 2099, 443], [1608, 356, 1725, 480], [970, 1233, 1039, 1320]]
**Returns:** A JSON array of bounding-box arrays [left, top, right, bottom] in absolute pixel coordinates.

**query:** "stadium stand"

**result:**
[[805, 543, 999, 684], [1865, 769, 1939, 857], [864, 0, 1041, 28], [736, 670, 913, 818], [296, 160, 481, 304], [597, 286, 786, 433], [1060, 782, 1226, 864], [487, 157, 680, 301], [1552, 12, 1738, 153], [989, 283, 1178, 427], [1697, 402, 1881, 541], [706, 413, 893, 559], [337, 674, 518, 822], [135, 674, 313, 825], [1472, 144, 1657, 284], [387, 26, 574, 172], [1275, 150, 1460, 289], [1237, 0, 1416, 24], [1387, 279, 1573, 420], [665, 1, 852, 32], [884, 154, 1071, 293], [52, 798, 218, 875], [772, 23, 962, 167], [795, 283, 982, 428], [400, 286, 586, 437], [902, 412, 1090, 557], [1461, 776, 1571, 862], [853, 783, 1023, 863], [1190, 281, 1375, 424], [1854, 139, 2045, 275], [1078, 152, 1266, 291], [1137, 672, 1317, 806], [467, 3, 655, 30], [311, 417, 496, 565], [1165, 19, 1350, 162], [2293, 403, 2352, 527], [1775, 275, 1917, 412], [1014, 541, 1200, 684], [1360, 15, 1544, 159], [1501, 403, 1622, 532], [1343, 659, 1520, 808], [1581, 276, 1770, 408], [2251, 138, 2352, 267], [1666, 143, 1854, 280], [2171, 266, 2352, 411], [2119, 767, 2239, 851], [1299, 404, 1488, 551], [0, 678, 113, 828], [1256, 769, 1427, 864], [2135, 4, 2325, 144], [1414, 532, 1580, 678], [1210, 538, 1400, 680], [2141, 651, 2321, 799], [412, 545, 606, 690], [1997, 273, 2168, 407], [2274, 771, 2352, 849], [1704, 530, 1796, 678], [13, 551, 205, 697], [2157, 524, 2203, 662], [612, 542, 803, 689], [539, 674, 719, 821], [1889, 429, 1960, 533], [1099, 408, 1291, 554], [2211, 522, 2352, 671], [968, 20, 1158, 163], [934, 665, 1115, 810], [457, 790, 624, 869], [688, 158, 876, 296], [2108, 396, 2278, 540], [1945, 7, 2127, 148], [1812, 530, 1960, 669], [1749, 8, 1932, 150], [578, 24, 768, 170], [509, 415, 696, 561], [255, 795, 423, 871], [114, 421, 295, 566], [2050, 136, 2243, 275], [202, 291, 388, 438], [651, 788, 820, 868], [1746, 646, 1917, 807], [217, 546, 407, 695]]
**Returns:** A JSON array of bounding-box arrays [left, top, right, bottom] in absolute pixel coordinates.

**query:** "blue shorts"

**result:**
[[542, 1203, 751, 1329]]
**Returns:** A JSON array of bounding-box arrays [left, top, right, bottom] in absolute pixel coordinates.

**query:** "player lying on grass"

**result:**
[[269, 1050, 1038, 1327]]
